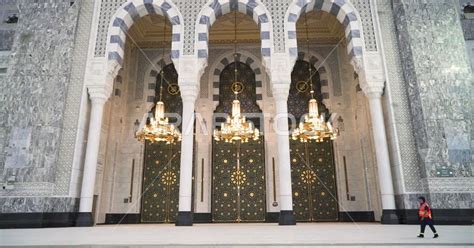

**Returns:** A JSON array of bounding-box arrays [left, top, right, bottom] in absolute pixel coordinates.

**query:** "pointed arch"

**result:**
[[106, 0, 184, 77]]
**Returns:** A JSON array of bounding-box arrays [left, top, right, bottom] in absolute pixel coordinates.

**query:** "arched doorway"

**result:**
[[288, 60, 338, 221], [95, 6, 188, 224], [211, 61, 266, 222], [282, 2, 385, 222], [140, 63, 182, 223]]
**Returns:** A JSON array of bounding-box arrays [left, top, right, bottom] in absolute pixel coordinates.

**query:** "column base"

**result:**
[[381, 210, 399, 224], [75, 212, 93, 227], [279, 210, 296, 225], [176, 211, 193, 226]]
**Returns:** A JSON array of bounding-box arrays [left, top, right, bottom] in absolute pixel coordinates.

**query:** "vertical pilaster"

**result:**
[[76, 85, 111, 226], [363, 85, 398, 224], [176, 56, 201, 226], [271, 53, 296, 225], [176, 87, 197, 226], [273, 85, 296, 225]]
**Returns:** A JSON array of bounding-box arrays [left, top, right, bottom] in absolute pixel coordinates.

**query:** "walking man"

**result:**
[[417, 196, 439, 238]]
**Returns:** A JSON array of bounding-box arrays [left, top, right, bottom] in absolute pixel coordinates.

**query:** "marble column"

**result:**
[[176, 85, 198, 226], [364, 86, 398, 224], [273, 86, 296, 225], [76, 85, 110, 226]]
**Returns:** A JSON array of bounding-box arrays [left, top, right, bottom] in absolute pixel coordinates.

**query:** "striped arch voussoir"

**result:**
[[196, 0, 272, 60], [106, 0, 183, 76], [211, 52, 264, 110], [297, 51, 332, 109], [286, 0, 364, 68], [144, 55, 174, 103]]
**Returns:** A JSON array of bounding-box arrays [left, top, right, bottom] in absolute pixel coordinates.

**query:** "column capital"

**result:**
[[87, 84, 112, 105], [179, 84, 199, 104], [269, 53, 292, 101], [272, 84, 290, 102], [360, 82, 385, 100], [178, 55, 204, 83]]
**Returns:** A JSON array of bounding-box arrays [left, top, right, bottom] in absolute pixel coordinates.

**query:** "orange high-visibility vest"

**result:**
[[418, 202, 432, 219]]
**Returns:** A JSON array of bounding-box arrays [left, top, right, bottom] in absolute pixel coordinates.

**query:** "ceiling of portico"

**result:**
[[127, 10, 344, 49]]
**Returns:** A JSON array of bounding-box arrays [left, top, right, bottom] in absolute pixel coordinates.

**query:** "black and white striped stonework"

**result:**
[[107, 0, 183, 67], [297, 51, 332, 105], [145, 55, 174, 103], [211, 52, 264, 109], [286, 0, 364, 63], [196, 0, 272, 59]]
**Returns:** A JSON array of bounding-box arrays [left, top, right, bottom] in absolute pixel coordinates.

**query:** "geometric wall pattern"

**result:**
[[95, 0, 128, 57]]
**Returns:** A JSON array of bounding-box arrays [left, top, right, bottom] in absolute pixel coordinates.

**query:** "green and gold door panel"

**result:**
[[212, 139, 266, 222], [141, 142, 181, 223], [290, 139, 338, 221]]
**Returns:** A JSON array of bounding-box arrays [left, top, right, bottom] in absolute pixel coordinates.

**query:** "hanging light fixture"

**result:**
[[291, 13, 338, 143], [135, 20, 181, 144], [213, 11, 260, 143]]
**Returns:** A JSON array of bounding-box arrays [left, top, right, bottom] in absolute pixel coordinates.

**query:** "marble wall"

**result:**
[[0, 197, 78, 213], [0, 0, 81, 211], [393, 0, 473, 208]]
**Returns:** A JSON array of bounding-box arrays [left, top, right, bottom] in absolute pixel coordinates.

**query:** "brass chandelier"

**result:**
[[291, 13, 338, 143], [135, 21, 181, 145], [213, 92, 260, 143], [213, 11, 259, 143]]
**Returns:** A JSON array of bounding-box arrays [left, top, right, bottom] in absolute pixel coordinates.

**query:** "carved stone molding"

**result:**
[[422, 178, 474, 193], [0, 182, 55, 197]]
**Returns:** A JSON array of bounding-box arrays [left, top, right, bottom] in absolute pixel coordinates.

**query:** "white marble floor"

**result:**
[[0, 223, 473, 247]]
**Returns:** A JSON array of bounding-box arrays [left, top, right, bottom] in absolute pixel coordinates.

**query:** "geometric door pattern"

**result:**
[[212, 139, 266, 222], [288, 59, 338, 221], [141, 142, 181, 223], [141, 63, 182, 223], [290, 139, 338, 221], [212, 61, 266, 222]]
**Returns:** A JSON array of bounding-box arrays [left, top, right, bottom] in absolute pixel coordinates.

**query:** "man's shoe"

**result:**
[[417, 234, 424, 238], [433, 234, 439, 238]]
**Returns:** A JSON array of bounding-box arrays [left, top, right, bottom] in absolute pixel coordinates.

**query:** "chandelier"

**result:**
[[291, 89, 338, 142], [291, 12, 338, 143], [213, 11, 259, 143], [135, 21, 181, 145], [213, 92, 260, 143]]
